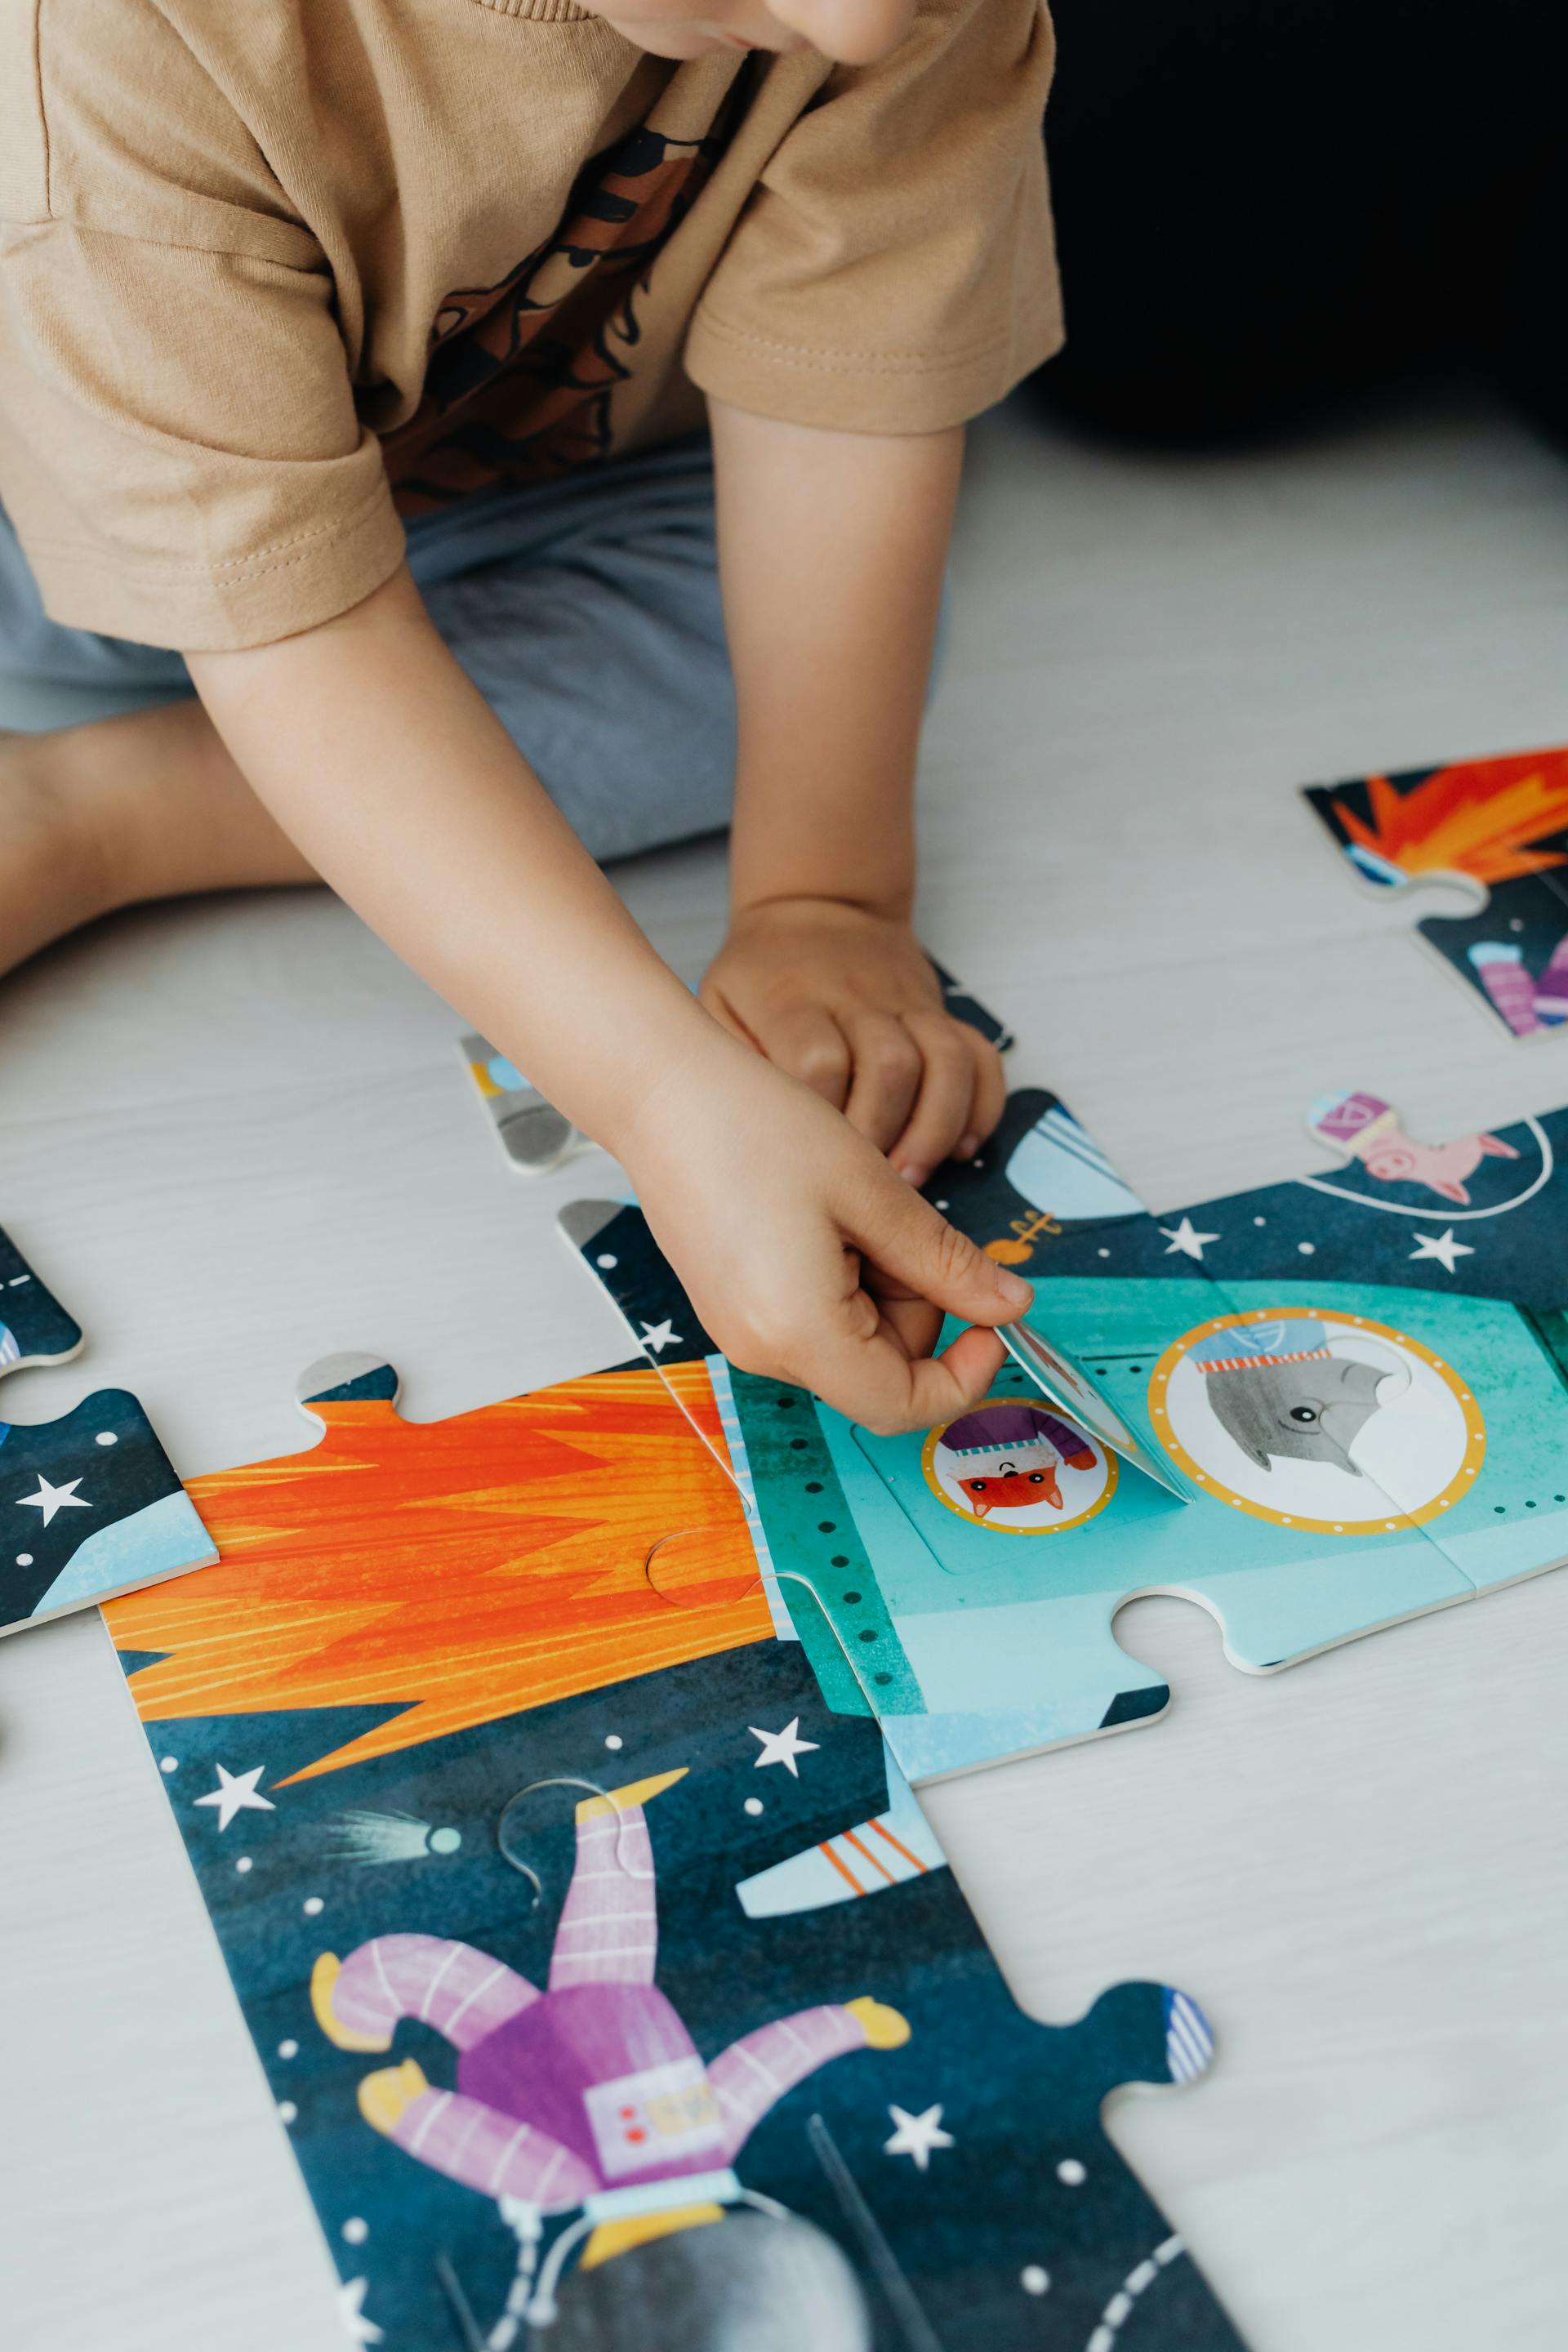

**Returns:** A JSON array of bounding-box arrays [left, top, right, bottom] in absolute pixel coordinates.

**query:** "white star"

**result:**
[[1159, 1218, 1220, 1262], [639, 1318, 682, 1353], [336, 2278, 384, 2346], [16, 1474, 90, 1526], [884, 2103, 955, 2171], [749, 1717, 820, 1777], [1409, 1227, 1474, 1274], [195, 1762, 276, 1833]]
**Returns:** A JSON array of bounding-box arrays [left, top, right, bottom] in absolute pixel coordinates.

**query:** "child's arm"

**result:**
[[702, 400, 1005, 1187], [187, 572, 1030, 1433]]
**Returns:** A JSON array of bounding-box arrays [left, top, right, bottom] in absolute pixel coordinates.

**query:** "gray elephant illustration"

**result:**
[[1190, 1320, 1406, 1475]]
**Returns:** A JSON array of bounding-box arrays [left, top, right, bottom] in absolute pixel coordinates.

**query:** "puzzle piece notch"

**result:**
[[1302, 747, 1568, 1040]]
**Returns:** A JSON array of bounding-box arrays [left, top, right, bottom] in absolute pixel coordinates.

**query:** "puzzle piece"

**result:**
[[458, 1031, 590, 1174], [104, 1383, 1244, 2352], [0, 1221, 82, 1375], [564, 1062, 1568, 1784], [1303, 746, 1568, 1037], [0, 1221, 212, 1633], [0, 1388, 217, 1633]]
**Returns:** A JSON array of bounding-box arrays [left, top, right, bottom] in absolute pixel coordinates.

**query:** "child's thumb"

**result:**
[[853, 1177, 1034, 1328]]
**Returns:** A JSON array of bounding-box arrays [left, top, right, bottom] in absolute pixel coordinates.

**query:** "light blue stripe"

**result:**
[[29, 1490, 215, 1617]]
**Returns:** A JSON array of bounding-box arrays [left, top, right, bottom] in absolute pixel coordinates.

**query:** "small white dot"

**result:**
[[744, 1797, 764, 1816], [604, 1734, 623, 1752], [159, 1755, 179, 1774], [236, 1855, 252, 1873], [278, 2101, 297, 2125], [596, 1253, 617, 1270], [934, 1199, 949, 1211], [342, 2217, 368, 2246], [278, 2040, 298, 2060], [1333, 1524, 1344, 1533], [1021, 2265, 1050, 2296], [1098, 1247, 1111, 1258], [1298, 1241, 1316, 1255], [303, 1895, 323, 1917], [1057, 2158, 1085, 2186], [1253, 1216, 1266, 1227], [15, 1553, 31, 1567], [95, 1432, 118, 1446]]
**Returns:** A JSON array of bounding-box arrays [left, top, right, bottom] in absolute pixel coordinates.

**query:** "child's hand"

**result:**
[[621, 1036, 1031, 1436], [700, 899, 1007, 1186]]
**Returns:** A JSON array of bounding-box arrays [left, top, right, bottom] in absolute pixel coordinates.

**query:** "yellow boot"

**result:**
[[358, 2057, 430, 2136], [310, 1951, 393, 2052], [845, 1996, 911, 2050]]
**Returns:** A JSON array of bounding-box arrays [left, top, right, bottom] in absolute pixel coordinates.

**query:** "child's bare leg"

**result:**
[[0, 699, 317, 974]]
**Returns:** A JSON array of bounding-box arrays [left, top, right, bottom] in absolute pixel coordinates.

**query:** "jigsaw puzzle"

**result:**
[[1303, 745, 1568, 1036], [0, 1222, 213, 1633], [567, 1076, 1568, 1784], [103, 1356, 1242, 2352]]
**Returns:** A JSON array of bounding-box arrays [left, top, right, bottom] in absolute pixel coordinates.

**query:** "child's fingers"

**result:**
[[813, 1314, 1008, 1437], [843, 1163, 1032, 1332], [751, 1005, 854, 1107], [841, 1012, 924, 1150], [962, 1026, 1009, 1152], [886, 1015, 979, 1182]]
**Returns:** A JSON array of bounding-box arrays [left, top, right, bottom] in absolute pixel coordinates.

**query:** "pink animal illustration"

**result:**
[[1308, 1090, 1518, 1205]]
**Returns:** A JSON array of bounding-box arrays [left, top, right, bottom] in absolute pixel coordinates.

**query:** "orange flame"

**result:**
[[103, 1364, 771, 1784], [1331, 750, 1568, 885]]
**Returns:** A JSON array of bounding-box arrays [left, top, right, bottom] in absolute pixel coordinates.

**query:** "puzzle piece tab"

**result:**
[[1303, 746, 1568, 1037], [104, 1383, 1244, 2352]]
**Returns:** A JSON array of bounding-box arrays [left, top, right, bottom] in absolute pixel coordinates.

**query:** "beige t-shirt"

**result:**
[[0, 0, 1060, 651]]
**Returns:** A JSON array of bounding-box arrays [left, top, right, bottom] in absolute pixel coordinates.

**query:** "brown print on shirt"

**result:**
[[383, 75, 751, 512]]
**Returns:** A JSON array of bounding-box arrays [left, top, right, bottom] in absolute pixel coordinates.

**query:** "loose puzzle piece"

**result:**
[[0, 1221, 82, 1374], [1303, 746, 1568, 1037], [103, 1358, 1242, 2351], [459, 960, 1013, 1181], [459, 1033, 589, 1174], [0, 1222, 212, 1633], [565, 1074, 1568, 1784]]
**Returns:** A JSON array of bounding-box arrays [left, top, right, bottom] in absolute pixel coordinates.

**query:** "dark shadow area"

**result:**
[[1031, 0, 1568, 452]]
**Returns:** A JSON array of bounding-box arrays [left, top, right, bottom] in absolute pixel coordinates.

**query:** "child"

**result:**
[[0, 0, 1057, 1431]]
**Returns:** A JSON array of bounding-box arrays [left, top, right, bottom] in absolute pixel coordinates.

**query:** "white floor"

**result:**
[[2, 385, 1567, 2351]]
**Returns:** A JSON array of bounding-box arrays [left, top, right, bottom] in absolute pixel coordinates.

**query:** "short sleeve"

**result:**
[[0, 2, 402, 651], [684, 0, 1061, 434]]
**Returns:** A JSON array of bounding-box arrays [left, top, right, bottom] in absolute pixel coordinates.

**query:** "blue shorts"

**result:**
[[0, 438, 735, 865]]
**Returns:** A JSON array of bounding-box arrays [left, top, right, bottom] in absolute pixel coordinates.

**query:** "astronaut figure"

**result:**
[[313, 1768, 906, 2347]]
